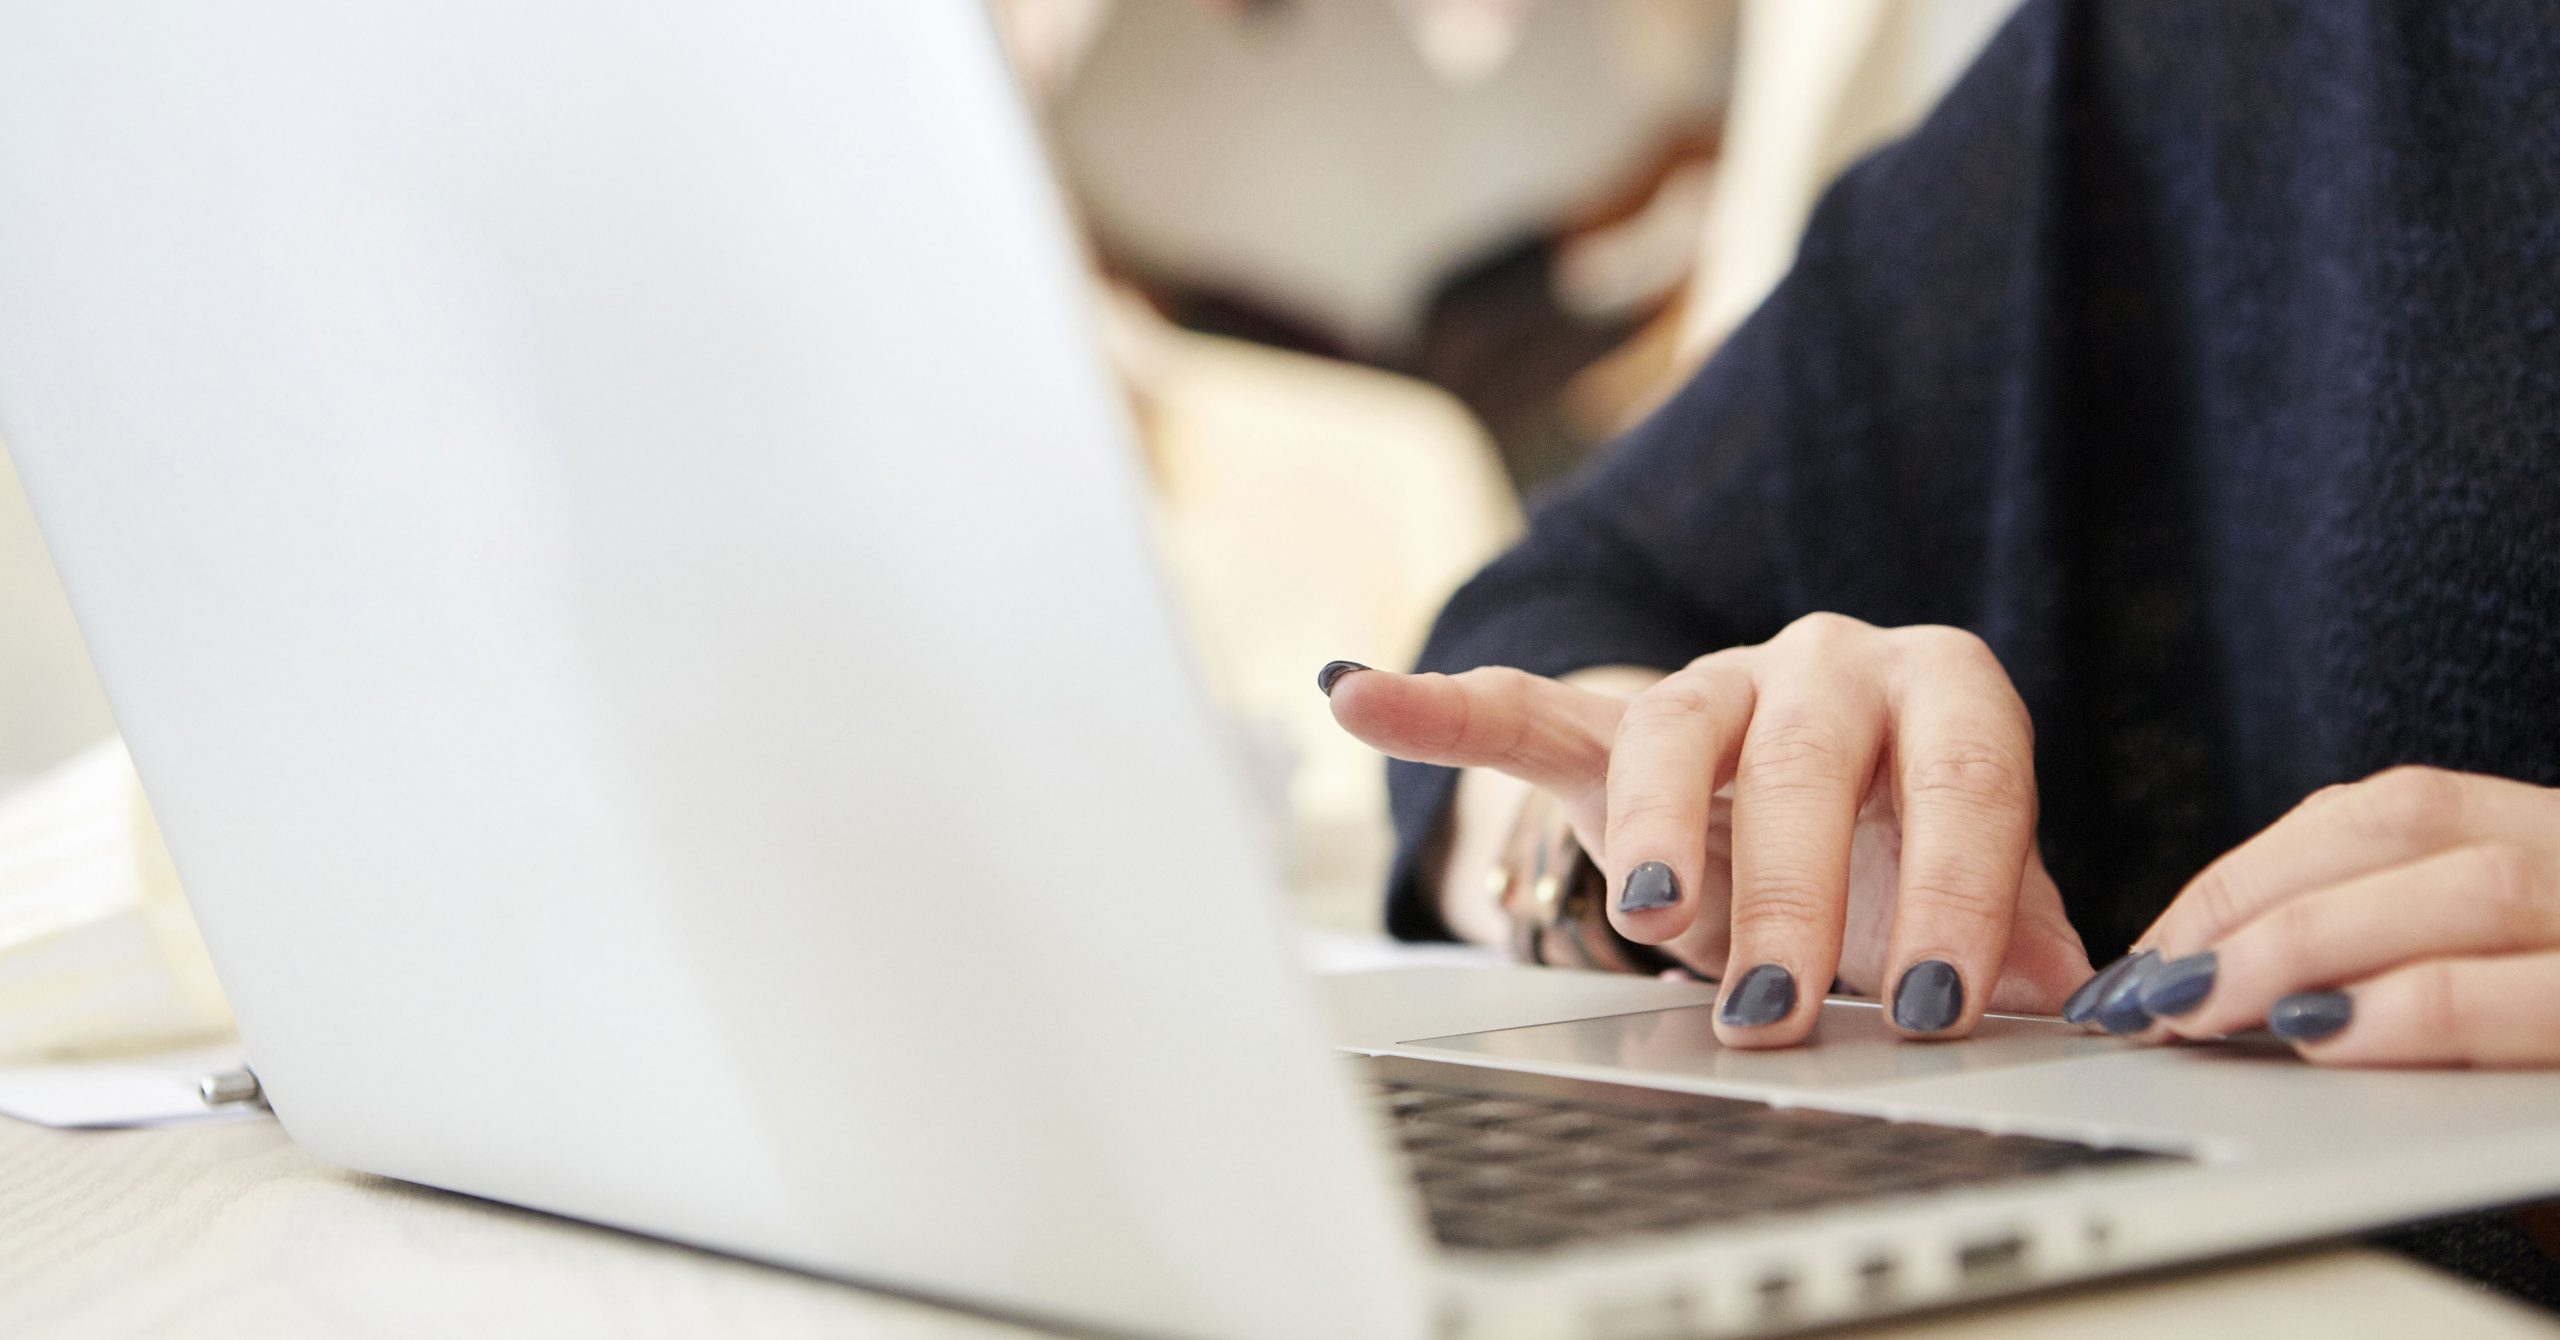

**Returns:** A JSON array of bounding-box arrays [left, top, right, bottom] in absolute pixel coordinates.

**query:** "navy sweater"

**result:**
[[1388, 0, 2560, 967]]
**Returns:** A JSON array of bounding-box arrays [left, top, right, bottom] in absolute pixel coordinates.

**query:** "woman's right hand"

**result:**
[[1322, 613, 2093, 1048]]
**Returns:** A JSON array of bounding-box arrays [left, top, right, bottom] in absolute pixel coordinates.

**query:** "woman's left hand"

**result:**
[[2103, 766, 2560, 1067]]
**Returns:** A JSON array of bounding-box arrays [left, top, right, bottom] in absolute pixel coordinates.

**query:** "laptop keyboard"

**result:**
[[1366, 1056, 2183, 1254]]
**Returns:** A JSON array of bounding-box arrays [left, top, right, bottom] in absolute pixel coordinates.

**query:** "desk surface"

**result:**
[[7, 1114, 2558, 1340]]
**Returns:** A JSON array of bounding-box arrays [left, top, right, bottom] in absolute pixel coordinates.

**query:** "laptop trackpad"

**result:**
[[1404, 998, 2118, 1092]]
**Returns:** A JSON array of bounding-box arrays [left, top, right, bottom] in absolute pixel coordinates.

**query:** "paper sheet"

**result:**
[[0, 1040, 268, 1129]]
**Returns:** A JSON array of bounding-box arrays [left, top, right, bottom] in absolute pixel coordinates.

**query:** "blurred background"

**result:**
[[0, 0, 2018, 1057], [991, 0, 2017, 930]]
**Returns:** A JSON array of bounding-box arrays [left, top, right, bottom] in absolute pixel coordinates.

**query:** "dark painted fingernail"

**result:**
[[1316, 660, 1370, 695], [1618, 860, 1679, 912], [1720, 964, 1798, 1028], [1890, 959, 1964, 1033], [2088, 947, 2170, 1035], [2061, 951, 2141, 1024], [2094, 950, 2163, 1034], [2139, 952, 2218, 1018], [2268, 990, 2353, 1044]]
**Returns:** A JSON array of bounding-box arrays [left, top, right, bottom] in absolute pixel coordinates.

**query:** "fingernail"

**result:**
[[1316, 660, 1370, 695], [1719, 964, 1798, 1028], [2268, 990, 2353, 1044], [2093, 950, 2163, 1034], [2138, 952, 2218, 1018], [1890, 959, 1964, 1033], [2061, 951, 2141, 1024], [1618, 860, 1680, 912]]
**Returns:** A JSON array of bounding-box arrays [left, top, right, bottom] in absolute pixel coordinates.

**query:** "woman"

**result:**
[[1325, 0, 2560, 1300]]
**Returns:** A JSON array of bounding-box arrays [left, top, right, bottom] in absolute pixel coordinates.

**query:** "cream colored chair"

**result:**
[[1571, 0, 2022, 435], [1103, 291, 1521, 930], [1678, 0, 2019, 360], [0, 442, 228, 1059], [0, 441, 116, 786]]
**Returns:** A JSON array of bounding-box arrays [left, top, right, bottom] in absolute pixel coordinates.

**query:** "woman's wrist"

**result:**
[[1435, 767, 1533, 944]]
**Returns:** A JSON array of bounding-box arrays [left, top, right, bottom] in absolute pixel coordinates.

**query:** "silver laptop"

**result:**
[[3, 5, 2556, 1339]]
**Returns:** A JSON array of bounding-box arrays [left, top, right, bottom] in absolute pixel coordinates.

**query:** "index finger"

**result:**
[[2139, 767, 2554, 958], [1325, 664, 1622, 798]]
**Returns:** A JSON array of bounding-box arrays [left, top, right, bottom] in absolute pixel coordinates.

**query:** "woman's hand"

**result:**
[[2108, 766, 2560, 1067], [1322, 613, 2093, 1047]]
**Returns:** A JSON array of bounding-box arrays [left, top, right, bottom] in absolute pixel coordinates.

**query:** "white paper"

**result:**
[[0, 1040, 267, 1129]]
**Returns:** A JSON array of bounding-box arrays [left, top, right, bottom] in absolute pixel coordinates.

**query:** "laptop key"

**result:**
[[1507, 1109, 1624, 1140], [1391, 1122, 1472, 1152], [1431, 1209, 1570, 1252], [1433, 1165, 1559, 1204], [1858, 1122, 1986, 1154], [1620, 1120, 1728, 1153], [1436, 1099, 1552, 1128], [1442, 1130, 1545, 1162], [1513, 1182, 1628, 1220], [1515, 1145, 1651, 1179], [1380, 1087, 1455, 1117], [1651, 1162, 1759, 1196]]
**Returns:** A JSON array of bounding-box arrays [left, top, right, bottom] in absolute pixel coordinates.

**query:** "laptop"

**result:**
[[2, 5, 2556, 1339]]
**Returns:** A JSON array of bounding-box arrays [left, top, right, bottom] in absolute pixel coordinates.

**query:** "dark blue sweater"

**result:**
[[1388, 0, 2560, 966]]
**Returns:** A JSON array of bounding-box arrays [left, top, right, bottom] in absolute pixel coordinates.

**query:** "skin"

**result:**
[[1327, 613, 2095, 1049], [1328, 617, 2560, 1068], [2129, 766, 2560, 1067]]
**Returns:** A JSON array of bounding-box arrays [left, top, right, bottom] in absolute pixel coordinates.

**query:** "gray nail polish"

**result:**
[[2094, 950, 2164, 1034], [2139, 952, 2218, 1018], [1890, 959, 1964, 1033], [2061, 951, 2141, 1024], [1720, 964, 1798, 1027], [1316, 660, 1370, 695], [2268, 990, 2353, 1043], [1618, 860, 1680, 912]]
